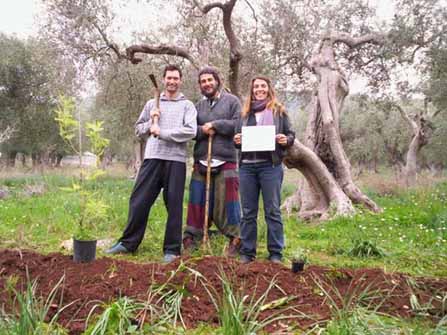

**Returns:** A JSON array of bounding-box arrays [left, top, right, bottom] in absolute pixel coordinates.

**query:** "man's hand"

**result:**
[[202, 122, 215, 136], [276, 133, 288, 146], [150, 124, 160, 137], [150, 108, 160, 120], [234, 133, 242, 145]]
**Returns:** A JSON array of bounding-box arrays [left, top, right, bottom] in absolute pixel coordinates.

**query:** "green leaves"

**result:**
[[54, 95, 79, 154], [348, 239, 387, 258], [85, 121, 110, 166], [53, 95, 111, 241]]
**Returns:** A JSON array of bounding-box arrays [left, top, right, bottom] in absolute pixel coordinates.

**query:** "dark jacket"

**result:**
[[235, 109, 295, 166], [194, 91, 241, 162]]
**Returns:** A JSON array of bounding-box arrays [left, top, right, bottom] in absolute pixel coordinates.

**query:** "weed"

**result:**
[[348, 239, 386, 258], [0, 274, 71, 335], [85, 297, 141, 335], [203, 269, 302, 334]]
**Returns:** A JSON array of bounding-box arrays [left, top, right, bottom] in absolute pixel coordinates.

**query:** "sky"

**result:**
[[0, 0, 42, 37], [0, 0, 394, 38], [0, 0, 403, 95], [0, 0, 175, 42]]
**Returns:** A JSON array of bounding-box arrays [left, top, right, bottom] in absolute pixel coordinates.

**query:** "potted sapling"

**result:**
[[290, 248, 308, 273], [54, 96, 110, 263]]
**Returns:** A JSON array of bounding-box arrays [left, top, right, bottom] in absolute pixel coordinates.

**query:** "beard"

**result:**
[[201, 85, 218, 98]]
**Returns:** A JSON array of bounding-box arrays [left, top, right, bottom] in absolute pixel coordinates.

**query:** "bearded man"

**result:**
[[183, 66, 242, 256]]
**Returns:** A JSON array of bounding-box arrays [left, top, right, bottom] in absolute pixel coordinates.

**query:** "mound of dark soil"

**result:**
[[0, 249, 445, 334]]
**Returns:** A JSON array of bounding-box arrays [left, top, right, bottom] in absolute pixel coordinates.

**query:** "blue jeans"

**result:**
[[239, 162, 284, 259]]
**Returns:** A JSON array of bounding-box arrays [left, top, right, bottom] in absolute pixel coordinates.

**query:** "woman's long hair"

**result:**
[[241, 75, 286, 118]]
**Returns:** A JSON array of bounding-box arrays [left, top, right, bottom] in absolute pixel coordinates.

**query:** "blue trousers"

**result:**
[[239, 162, 284, 259]]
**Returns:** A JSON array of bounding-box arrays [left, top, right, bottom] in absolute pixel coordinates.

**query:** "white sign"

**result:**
[[241, 126, 275, 152]]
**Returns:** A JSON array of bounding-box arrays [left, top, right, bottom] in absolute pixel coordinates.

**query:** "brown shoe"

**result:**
[[226, 237, 241, 257], [183, 236, 196, 253]]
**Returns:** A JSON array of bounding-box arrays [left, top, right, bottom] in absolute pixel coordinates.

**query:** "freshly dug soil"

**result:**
[[0, 249, 445, 334]]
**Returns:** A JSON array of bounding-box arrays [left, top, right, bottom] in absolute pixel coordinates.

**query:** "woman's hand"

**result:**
[[276, 133, 288, 146], [234, 133, 242, 145]]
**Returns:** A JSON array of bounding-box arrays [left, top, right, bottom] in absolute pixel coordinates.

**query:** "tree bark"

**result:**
[[284, 140, 355, 219], [405, 133, 423, 181], [194, 0, 242, 97], [393, 104, 435, 185], [283, 38, 380, 219]]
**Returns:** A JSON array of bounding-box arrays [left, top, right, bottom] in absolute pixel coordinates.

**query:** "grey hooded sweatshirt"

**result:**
[[135, 92, 197, 163]]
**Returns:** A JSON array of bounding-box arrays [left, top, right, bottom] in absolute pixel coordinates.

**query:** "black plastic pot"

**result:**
[[73, 238, 97, 263], [291, 260, 305, 273]]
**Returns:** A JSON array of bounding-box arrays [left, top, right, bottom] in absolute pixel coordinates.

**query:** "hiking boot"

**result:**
[[226, 237, 241, 258], [182, 236, 197, 253], [268, 255, 282, 264], [163, 253, 179, 264], [239, 255, 253, 264], [105, 242, 130, 255]]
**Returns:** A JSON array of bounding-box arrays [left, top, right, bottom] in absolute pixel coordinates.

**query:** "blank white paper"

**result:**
[[241, 125, 276, 152]]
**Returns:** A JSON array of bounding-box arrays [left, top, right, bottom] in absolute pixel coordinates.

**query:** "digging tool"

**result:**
[[202, 134, 213, 250], [149, 74, 160, 135]]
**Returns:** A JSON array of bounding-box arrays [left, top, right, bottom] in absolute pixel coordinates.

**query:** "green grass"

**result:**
[[283, 180, 447, 277], [1, 171, 446, 274]]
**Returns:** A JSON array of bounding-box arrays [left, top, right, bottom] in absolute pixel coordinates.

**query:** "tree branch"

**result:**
[[0, 126, 16, 145], [393, 103, 418, 134], [194, 0, 242, 96], [125, 44, 199, 68], [202, 1, 225, 12], [244, 0, 257, 23], [90, 15, 199, 69], [91, 21, 126, 59], [432, 109, 443, 119], [323, 32, 385, 49]]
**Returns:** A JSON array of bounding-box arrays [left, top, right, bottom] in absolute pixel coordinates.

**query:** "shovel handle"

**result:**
[[202, 135, 213, 249]]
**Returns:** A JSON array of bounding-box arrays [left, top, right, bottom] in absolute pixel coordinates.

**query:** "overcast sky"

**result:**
[[0, 0, 42, 37], [0, 0, 176, 41], [1, 0, 396, 38], [0, 0, 401, 95]]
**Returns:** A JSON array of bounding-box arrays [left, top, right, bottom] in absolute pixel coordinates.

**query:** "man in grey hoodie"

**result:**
[[106, 64, 197, 263]]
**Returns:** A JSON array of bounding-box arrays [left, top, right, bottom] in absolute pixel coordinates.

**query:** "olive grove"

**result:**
[[2, 0, 444, 219]]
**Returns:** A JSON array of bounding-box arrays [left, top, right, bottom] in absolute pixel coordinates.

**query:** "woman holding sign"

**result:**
[[234, 76, 295, 264]]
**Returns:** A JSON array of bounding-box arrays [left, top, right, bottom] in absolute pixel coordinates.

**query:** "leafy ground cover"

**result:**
[[0, 167, 446, 333]]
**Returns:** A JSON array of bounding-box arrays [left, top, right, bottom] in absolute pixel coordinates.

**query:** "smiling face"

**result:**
[[199, 73, 219, 98], [163, 70, 182, 95], [252, 78, 269, 101]]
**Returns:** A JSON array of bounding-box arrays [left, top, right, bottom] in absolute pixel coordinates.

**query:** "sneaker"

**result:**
[[268, 255, 282, 264], [226, 237, 241, 258], [240, 255, 253, 264], [182, 236, 197, 253], [163, 253, 179, 264], [105, 242, 130, 255]]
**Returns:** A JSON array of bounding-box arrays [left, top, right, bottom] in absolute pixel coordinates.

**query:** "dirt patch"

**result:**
[[0, 249, 446, 334]]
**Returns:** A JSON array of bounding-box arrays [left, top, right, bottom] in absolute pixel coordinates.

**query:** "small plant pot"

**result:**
[[73, 238, 97, 263], [291, 260, 305, 273]]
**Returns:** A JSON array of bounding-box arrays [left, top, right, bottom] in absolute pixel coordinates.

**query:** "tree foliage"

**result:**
[[0, 33, 77, 165]]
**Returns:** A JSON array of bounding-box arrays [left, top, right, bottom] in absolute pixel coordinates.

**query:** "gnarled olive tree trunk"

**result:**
[[283, 38, 380, 219], [393, 103, 438, 185]]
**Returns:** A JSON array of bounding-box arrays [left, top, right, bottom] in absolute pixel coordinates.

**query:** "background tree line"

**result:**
[[0, 0, 446, 178]]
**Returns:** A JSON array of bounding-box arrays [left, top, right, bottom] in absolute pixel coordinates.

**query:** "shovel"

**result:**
[[149, 74, 160, 136], [202, 134, 213, 250]]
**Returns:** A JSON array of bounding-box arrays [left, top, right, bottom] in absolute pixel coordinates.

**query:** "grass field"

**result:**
[[0, 166, 446, 277], [0, 166, 446, 334]]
